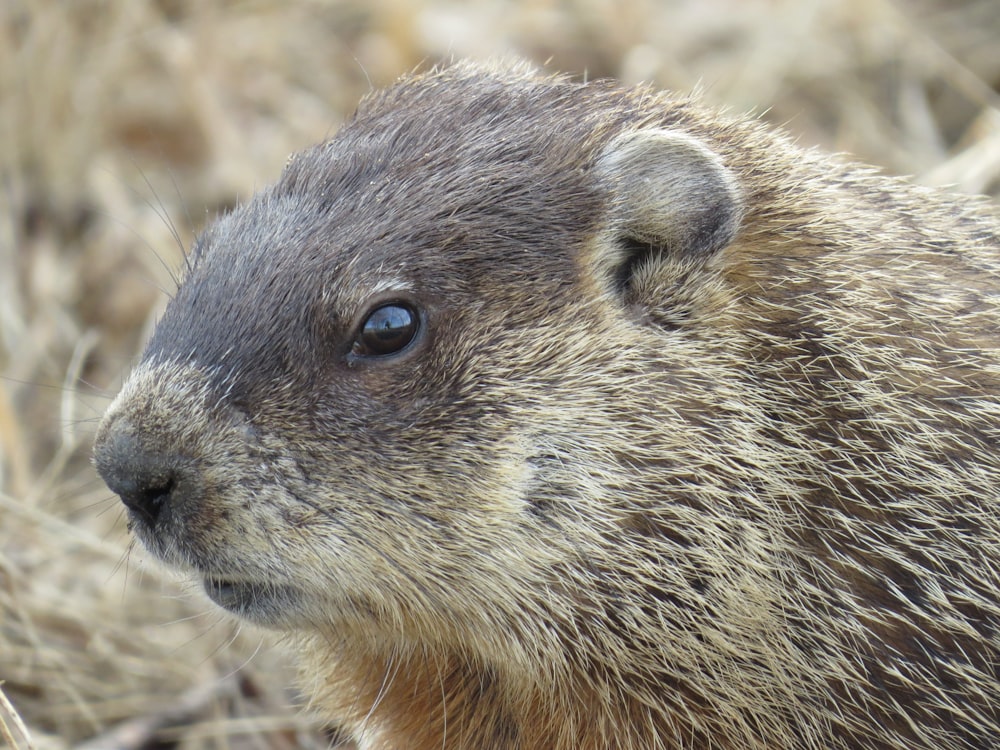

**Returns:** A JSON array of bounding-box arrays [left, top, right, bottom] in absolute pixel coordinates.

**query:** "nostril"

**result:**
[[137, 480, 174, 512], [119, 474, 177, 526], [94, 419, 186, 528]]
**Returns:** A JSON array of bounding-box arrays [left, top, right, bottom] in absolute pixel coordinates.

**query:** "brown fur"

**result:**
[[94, 61, 1000, 749]]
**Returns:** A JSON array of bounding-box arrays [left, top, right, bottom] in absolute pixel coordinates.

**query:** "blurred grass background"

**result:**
[[1, 1, 998, 748]]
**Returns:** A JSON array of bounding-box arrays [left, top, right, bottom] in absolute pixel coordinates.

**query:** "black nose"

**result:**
[[94, 419, 182, 527]]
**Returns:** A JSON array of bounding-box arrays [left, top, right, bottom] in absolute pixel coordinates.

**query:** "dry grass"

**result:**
[[1, 1, 997, 748]]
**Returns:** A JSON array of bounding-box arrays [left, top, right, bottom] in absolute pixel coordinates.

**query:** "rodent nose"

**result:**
[[94, 419, 180, 527]]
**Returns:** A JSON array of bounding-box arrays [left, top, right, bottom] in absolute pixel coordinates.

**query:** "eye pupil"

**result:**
[[354, 303, 419, 356]]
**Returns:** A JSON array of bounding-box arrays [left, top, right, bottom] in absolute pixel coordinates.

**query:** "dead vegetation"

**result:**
[[1, 1, 997, 748]]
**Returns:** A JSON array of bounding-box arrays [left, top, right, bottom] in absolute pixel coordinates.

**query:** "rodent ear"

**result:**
[[593, 128, 743, 291]]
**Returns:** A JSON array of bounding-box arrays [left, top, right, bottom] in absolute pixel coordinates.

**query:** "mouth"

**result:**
[[202, 577, 305, 628]]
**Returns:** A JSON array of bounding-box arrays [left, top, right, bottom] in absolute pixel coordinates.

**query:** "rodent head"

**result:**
[[94, 62, 746, 677], [92, 61, 1000, 750]]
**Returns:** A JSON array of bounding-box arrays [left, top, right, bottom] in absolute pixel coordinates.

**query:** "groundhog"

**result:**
[[93, 61, 1000, 749]]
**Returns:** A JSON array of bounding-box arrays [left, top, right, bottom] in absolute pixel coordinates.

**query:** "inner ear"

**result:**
[[594, 129, 744, 295], [612, 238, 658, 296]]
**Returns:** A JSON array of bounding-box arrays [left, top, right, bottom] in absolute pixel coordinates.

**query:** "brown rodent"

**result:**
[[94, 61, 1000, 749]]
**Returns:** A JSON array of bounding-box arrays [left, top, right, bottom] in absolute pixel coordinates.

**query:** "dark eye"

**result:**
[[351, 303, 420, 357]]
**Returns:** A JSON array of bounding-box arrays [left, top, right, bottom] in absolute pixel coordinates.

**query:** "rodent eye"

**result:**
[[351, 303, 419, 357]]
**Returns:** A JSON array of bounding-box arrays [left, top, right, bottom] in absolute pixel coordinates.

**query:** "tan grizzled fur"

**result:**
[[94, 61, 1000, 749]]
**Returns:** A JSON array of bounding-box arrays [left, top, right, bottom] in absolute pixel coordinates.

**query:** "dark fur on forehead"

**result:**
[[145, 63, 648, 391], [274, 62, 626, 262]]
